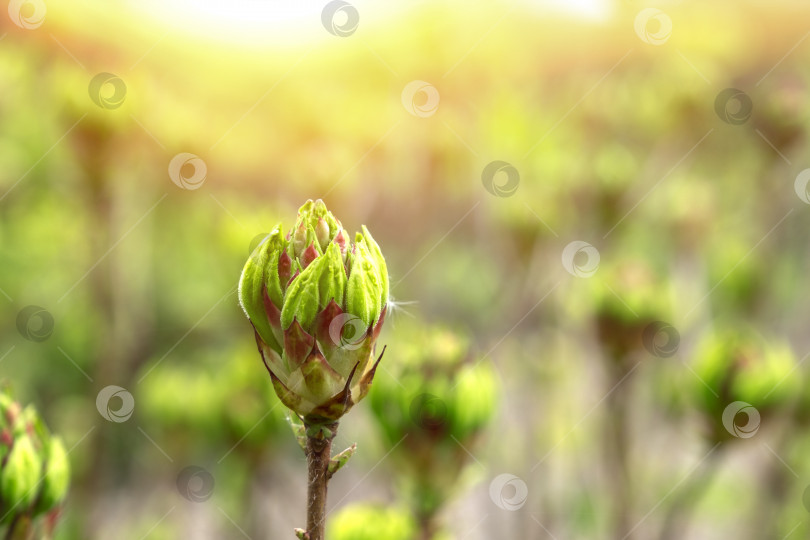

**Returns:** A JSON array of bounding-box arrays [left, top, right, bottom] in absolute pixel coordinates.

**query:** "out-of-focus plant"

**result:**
[[657, 329, 800, 540], [238, 199, 389, 540], [0, 390, 70, 540], [140, 350, 292, 538], [574, 257, 673, 538], [369, 323, 497, 540], [587, 258, 673, 360], [690, 329, 798, 442], [140, 345, 289, 456], [329, 504, 418, 540]]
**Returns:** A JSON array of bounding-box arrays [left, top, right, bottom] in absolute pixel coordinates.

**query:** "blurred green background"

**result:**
[[2, 0, 810, 538]]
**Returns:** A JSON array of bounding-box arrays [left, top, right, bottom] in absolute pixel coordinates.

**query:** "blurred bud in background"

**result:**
[[688, 329, 798, 442], [0, 389, 70, 538], [369, 321, 498, 539]]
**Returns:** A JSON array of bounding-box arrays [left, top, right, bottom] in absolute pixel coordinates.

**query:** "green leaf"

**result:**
[[285, 413, 307, 453], [328, 444, 356, 477]]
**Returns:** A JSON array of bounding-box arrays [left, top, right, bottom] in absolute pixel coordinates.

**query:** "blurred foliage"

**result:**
[[1, 0, 810, 538], [329, 504, 419, 540]]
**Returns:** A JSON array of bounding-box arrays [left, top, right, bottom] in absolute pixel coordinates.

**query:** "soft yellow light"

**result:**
[[528, 0, 612, 20], [131, 0, 328, 44]]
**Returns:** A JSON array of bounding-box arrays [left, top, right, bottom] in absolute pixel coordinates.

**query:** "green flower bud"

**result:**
[[36, 437, 70, 514], [0, 391, 71, 528], [1, 435, 40, 512], [239, 199, 389, 423]]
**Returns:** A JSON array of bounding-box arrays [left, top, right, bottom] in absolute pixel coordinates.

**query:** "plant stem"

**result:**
[[4, 514, 20, 540], [417, 513, 438, 540], [657, 446, 722, 540], [304, 422, 338, 540]]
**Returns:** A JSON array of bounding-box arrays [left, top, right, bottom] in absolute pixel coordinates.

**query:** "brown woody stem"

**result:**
[[303, 421, 338, 540], [418, 513, 439, 540]]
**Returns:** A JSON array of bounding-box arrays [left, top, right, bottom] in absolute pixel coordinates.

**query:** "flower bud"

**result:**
[[1, 434, 40, 511], [36, 437, 70, 514], [239, 199, 389, 423], [0, 391, 71, 525]]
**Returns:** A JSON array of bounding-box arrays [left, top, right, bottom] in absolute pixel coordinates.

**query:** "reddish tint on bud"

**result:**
[[239, 199, 389, 423]]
